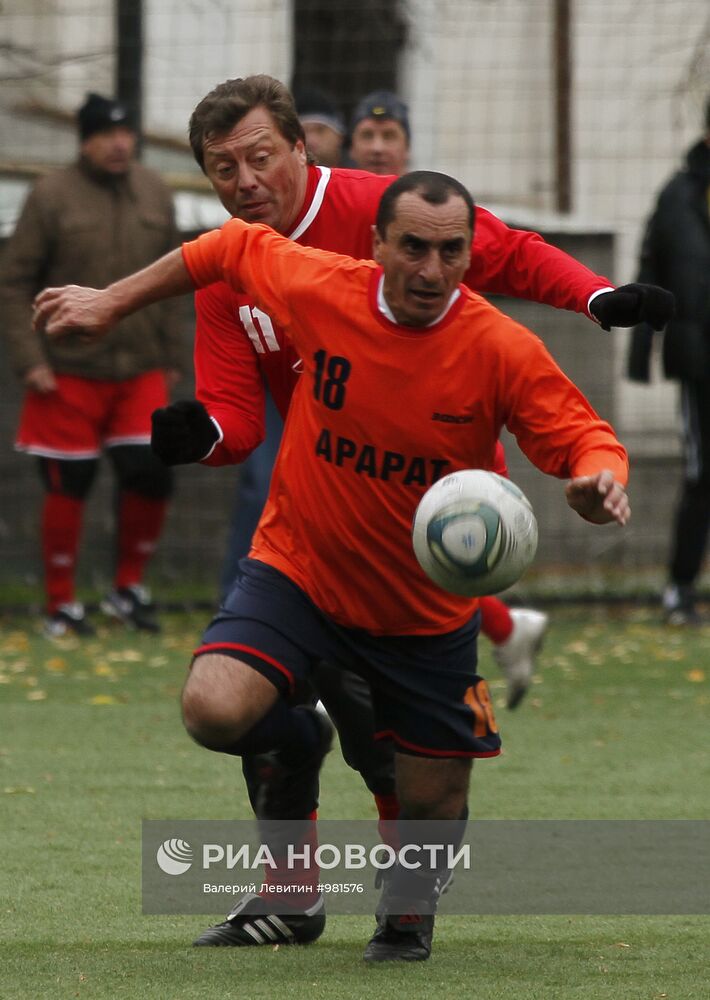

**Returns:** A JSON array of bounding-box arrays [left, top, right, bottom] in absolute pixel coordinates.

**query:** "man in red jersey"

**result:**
[[34, 75, 667, 953], [36, 171, 630, 962]]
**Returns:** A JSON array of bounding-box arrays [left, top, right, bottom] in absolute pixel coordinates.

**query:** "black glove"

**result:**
[[151, 399, 219, 465], [589, 283, 675, 332]]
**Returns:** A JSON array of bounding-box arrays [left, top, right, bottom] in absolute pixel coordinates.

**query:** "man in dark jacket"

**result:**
[[628, 97, 710, 623], [0, 93, 184, 636]]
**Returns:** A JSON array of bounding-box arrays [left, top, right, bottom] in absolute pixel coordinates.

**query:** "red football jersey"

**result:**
[[184, 219, 627, 636], [194, 165, 614, 465]]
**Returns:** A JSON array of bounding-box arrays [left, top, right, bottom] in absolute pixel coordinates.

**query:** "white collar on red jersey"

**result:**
[[288, 166, 332, 242], [376, 274, 461, 327]]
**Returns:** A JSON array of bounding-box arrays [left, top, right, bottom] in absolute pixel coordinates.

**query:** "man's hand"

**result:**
[[32, 285, 118, 339], [590, 283, 674, 332], [565, 470, 630, 525], [151, 399, 219, 465], [23, 363, 57, 394]]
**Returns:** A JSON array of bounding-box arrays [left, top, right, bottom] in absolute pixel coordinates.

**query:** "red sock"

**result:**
[[42, 494, 84, 613], [374, 792, 400, 849], [479, 596, 513, 644], [260, 811, 321, 906], [115, 491, 167, 589]]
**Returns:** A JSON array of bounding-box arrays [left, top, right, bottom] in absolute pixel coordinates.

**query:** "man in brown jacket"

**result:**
[[0, 93, 184, 636]]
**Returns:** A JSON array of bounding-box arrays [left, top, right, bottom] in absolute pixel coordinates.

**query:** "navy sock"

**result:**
[[389, 805, 469, 901]]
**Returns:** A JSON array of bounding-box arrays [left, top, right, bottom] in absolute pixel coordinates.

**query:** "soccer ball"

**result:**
[[412, 470, 538, 597]]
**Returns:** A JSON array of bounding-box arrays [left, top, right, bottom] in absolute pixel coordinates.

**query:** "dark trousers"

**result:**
[[669, 381, 710, 587]]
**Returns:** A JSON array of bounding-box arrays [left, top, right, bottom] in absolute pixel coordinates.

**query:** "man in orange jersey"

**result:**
[[35, 170, 629, 962], [156, 78, 659, 950]]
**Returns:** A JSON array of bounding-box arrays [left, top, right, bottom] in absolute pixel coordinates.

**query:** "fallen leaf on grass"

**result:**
[[93, 663, 114, 677], [45, 657, 67, 672], [566, 641, 590, 655], [3, 786, 36, 794], [87, 694, 120, 706], [659, 649, 686, 662], [1, 632, 30, 653], [27, 689, 47, 701], [686, 669, 705, 683], [614, 941, 631, 948]]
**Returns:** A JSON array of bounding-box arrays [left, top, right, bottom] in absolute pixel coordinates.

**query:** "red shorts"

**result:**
[[15, 371, 168, 460]]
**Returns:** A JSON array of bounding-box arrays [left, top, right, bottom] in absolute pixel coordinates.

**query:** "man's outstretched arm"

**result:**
[[33, 247, 194, 338], [471, 207, 674, 331]]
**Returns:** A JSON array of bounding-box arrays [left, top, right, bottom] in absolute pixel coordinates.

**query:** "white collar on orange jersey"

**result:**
[[377, 274, 461, 327]]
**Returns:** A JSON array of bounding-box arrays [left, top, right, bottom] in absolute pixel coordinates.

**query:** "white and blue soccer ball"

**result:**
[[412, 470, 538, 597]]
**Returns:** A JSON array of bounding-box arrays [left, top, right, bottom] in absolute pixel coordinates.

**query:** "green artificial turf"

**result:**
[[0, 608, 708, 999]]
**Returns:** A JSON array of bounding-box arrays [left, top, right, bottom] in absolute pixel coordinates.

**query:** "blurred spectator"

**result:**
[[0, 92, 184, 637], [294, 85, 347, 167], [627, 96, 710, 624], [349, 89, 410, 175]]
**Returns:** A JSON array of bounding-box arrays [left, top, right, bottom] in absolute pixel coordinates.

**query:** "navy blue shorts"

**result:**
[[195, 559, 500, 759]]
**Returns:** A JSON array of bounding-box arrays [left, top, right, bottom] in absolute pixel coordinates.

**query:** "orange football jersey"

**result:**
[[183, 220, 628, 635]]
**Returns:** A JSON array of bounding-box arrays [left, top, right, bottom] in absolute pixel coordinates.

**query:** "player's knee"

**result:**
[[399, 785, 453, 818], [396, 756, 471, 818], [109, 444, 174, 499], [182, 692, 239, 751], [37, 457, 98, 499], [181, 674, 252, 751]]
